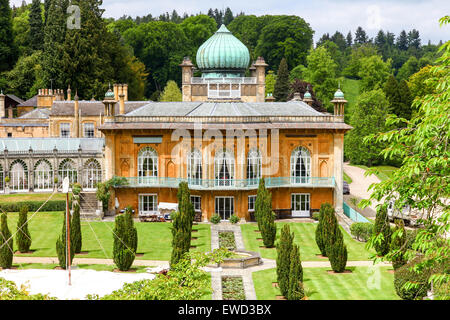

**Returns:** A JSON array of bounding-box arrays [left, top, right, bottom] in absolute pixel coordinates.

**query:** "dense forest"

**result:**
[[0, 0, 446, 166]]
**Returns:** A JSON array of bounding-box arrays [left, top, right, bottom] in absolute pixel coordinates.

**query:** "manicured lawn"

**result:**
[[241, 222, 373, 261], [0, 192, 66, 202], [353, 164, 399, 181], [253, 267, 399, 300], [4, 211, 210, 261]]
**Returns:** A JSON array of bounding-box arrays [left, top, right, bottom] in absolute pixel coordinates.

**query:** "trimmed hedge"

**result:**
[[394, 259, 431, 300], [350, 222, 374, 242], [0, 200, 69, 213]]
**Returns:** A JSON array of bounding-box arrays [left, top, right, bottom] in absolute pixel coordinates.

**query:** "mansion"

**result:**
[[0, 24, 351, 221]]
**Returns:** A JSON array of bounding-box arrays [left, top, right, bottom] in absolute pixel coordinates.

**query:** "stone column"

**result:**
[[104, 133, 115, 180], [333, 133, 344, 214]]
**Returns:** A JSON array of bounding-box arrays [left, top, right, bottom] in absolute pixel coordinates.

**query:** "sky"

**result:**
[[11, 0, 450, 44]]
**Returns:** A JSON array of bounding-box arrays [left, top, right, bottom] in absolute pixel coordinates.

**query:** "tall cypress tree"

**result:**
[[287, 244, 304, 300], [276, 224, 294, 298], [0, 0, 18, 72], [42, 0, 67, 88], [373, 206, 392, 256], [0, 212, 13, 269], [29, 0, 44, 51], [16, 205, 32, 253], [273, 58, 290, 102]]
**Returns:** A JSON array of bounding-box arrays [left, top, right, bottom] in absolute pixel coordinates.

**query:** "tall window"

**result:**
[[83, 159, 102, 189], [138, 147, 158, 184], [290, 146, 311, 184], [59, 159, 77, 184], [190, 195, 201, 212], [0, 164, 3, 192], [139, 194, 158, 215], [34, 159, 53, 191], [215, 197, 234, 220], [187, 149, 202, 185], [60, 123, 70, 138], [248, 195, 256, 212], [83, 123, 95, 138], [214, 150, 235, 187], [247, 148, 262, 185], [10, 160, 28, 192]]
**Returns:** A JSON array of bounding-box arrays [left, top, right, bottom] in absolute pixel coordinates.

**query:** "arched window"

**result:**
[[83, 159, 102, 190], [247, 148, 262, 185], [290, 147, 311, 184], [59, 159, 77, 184], [10, 160, 28, 192], [34, 159, 53, 191], [138, 147, 158, 184], [187, 149, 202, 186], [214, 150, 235, 187]]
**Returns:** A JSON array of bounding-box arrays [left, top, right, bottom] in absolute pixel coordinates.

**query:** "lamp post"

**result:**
[[62, 177, 71, 286]]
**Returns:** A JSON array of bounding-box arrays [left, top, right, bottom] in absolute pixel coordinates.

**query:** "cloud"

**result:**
[[11, 0, 450, 43]]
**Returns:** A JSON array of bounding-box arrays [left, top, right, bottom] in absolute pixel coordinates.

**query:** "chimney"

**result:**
[[74, 92, 80, 137], [123, 84, 128, 101], [0, 90, 5, 119], [290, 92, 302, 101], [119, 91, 125, 115], [113, 84, 119, 101], [8, 106, 13, 119]]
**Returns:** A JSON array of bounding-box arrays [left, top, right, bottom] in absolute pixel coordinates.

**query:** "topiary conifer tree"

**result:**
[[0, 212, 13, 269], [373, 205, 392, 256], [328, 233, 348, 272], [170, 182, 194, 266], [287, 244, 304, 300], [254, 178, 267, 230], [113, 207, 137, 271], [315, 203, 330, 256], [390, 219, 407, 269], [276, 224, 294, 298], [16, 205, 31, 253], [71, 200, 82, 254], [56, 211, 75, 269]]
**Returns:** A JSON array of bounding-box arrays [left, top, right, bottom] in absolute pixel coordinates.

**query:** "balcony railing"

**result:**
[[114, 176, 335, 190], [191, 77, 257, 84]]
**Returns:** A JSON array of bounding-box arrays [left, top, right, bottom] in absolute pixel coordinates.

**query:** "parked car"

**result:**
[[343, 181, 350, 194], [387, 200, 419, 226]]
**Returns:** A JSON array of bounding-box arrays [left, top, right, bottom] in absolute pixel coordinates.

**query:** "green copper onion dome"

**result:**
[[304, 91, 312, 99], [196, 24, 250, 77], [334, 88, 345, 99], [104, 88, 115, 99]]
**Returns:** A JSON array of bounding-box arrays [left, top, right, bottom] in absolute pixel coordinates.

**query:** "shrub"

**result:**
[[328, 234, 348, 272], [350, 222, 373, 242], [0, 277, 55, 300], [276, 224, 294, 298], [56, 211, 75, 269], [405, 229, 418, 250], [287, 244, 304, 300], [0, 200, 68, 212], [394, 259, 431, 300], [96, 176, 128, 212], [16, 205, 32, 253], [315, 204, 328, 256], [390, 219, 407, 270], [72, 183, 82, 195], [0, 213, 13, 269], [4, 176, 10, 184], [315, 203, 339, 257], [261, 211, 276, 248], [71, 201, 82, 254], [255, 179, 269, 231], [210, 214, 221, 224], [229, 214, 240, 224], [113, 207, 137, 271], [373, 206, 392, 256], [312, 212, 320, 221]]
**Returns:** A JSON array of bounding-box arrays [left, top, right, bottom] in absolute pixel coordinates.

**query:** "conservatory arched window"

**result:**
[[290, 147, 311, 184], [83, 159, 102, 190], [59, 159, 77, 184], [138, 147, 158, 184], [247, 148, 262, 185], [10, 160, 28, 192], [187, 149, 202, 186], [214, 150, 235, 187], [34, 159, 53, 191]]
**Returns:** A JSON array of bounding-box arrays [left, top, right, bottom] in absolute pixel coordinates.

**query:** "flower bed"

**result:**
[[222, 276, 245, 300], [218, 231, 236, 250]]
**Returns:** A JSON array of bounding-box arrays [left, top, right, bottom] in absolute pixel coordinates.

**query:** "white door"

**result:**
[[291, 193, 310, 217]]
